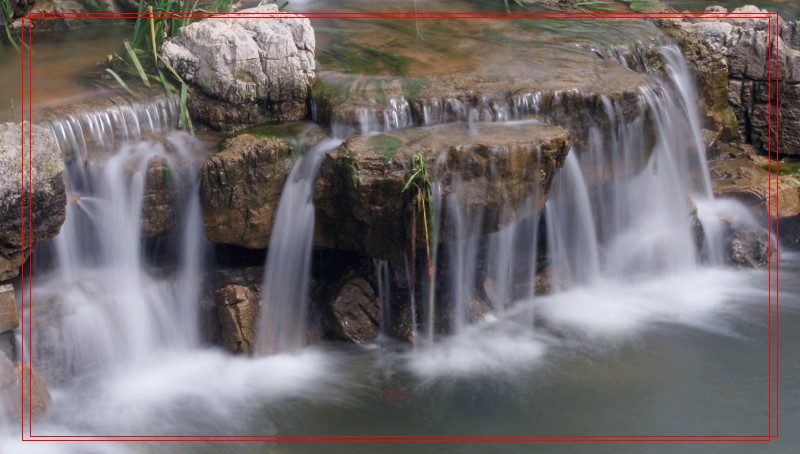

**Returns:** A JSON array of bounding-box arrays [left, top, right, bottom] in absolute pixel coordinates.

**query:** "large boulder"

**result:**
[[0, 122, 66, 282], [162, 5, 316, 131], [724, 223, 773, 268]]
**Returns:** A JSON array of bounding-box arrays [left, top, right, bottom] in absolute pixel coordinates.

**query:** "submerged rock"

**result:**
[[215, 284, 259, 355], [0, 122, 66, 282], [321, 276, 380, 344], [162, 4, 315, 131]]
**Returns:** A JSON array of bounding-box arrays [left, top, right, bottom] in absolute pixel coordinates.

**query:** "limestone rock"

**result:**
[[658, 6, 800, 156], [215, 284, 259, 355], [0, 122, 66, 281], [162, 5, 315, 131], [322, 277, 380, 344]]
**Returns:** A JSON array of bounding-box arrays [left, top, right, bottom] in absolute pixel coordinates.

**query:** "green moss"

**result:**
[[368, 134, 404, 166], [629, 0, 662, 12], [763, 162, 800, 177], [401, 78, 426, 103], [162, 166, 173, 186]]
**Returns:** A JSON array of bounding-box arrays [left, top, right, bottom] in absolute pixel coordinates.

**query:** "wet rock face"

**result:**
[[201, 135, 294, 249], [0, 122, 66, 282], [141, 156, 176, 238], [162, 4, 315, 131], [202, 123, 569, 259], [709, 142, 800, 220], [315, 122, 569, 259], [724, 222, 773, 268], [322, 277, 380, 344], [659, 6, 800, 155], [215, 284, 259, 355]]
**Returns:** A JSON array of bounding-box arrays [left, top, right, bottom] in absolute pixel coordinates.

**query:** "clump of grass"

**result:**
[[403, 153, 436, 281], [1, 0, 20, 52]]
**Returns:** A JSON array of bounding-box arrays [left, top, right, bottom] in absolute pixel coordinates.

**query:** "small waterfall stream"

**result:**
[[28, 101, 209, 381], [256, 139, 342, 354]]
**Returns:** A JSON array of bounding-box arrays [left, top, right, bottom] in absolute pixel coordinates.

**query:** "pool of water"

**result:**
[[0, 25, 132, 123], [1, 252, 795, 453]]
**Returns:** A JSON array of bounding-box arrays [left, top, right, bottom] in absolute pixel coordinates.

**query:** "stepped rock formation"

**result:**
[[162, 4, 316, 131], [201, 122, 570, 259]]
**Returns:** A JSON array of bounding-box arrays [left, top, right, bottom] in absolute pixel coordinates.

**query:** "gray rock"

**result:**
[[660, 6, 800, 156], [0, 122, 66, 281], [725, 223, 773, 268], [162, 5, 315, 131], [322, 277, 380, 344]]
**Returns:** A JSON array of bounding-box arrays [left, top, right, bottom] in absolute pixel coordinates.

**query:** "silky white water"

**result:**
[[0, 33, 790, 454]]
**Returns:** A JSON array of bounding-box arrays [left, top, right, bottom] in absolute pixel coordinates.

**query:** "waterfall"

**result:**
[[374, 259, 392, 336], [256, 139, 342, 355], [29, 104, 208, 380], [543, 45, 753, 287]]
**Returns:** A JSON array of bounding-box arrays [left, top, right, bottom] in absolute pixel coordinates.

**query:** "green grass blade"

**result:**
[[124, 40, 151, 88], [105, 68, 138, 97]]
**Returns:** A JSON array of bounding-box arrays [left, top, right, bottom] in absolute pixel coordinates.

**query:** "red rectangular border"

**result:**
[[17, 9, 781, 443]]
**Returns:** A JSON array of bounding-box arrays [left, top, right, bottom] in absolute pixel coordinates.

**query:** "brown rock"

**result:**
[[215, 284, 259, 355], [0, 284, 18, 334], [0, 122, 66, 282], [140, 156, 176, 238], [0, 353, 51, 422], [201, 135, 293, 248], [314, 122, 570, 259]]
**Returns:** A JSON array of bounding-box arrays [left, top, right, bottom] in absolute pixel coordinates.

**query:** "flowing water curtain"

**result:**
[[31, 129, 208, 381], [256, 139, 342, 355]]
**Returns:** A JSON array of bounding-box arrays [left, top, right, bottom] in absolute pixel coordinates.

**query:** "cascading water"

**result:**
[[256, 138, 342, 354], [28, 103, 209, 381]]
